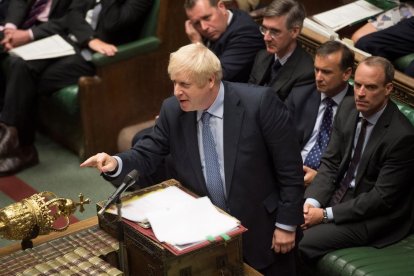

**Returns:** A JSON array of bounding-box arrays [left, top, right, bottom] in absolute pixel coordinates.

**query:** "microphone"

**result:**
[[98, 169, 139, 217]]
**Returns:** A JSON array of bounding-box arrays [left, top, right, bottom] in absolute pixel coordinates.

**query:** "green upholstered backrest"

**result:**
[[139, 0, 160, 39], [394, 53, 414, 72], [394, 99, 414, 126]]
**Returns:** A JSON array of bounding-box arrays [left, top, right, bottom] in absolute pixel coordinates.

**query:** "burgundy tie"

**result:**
[[22, 0, 49, 29], [329, 118, 368, 206]]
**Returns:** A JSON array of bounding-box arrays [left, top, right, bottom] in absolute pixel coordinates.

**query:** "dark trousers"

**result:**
[[0, 53, 95, 145], [355, 17, 414, 76], [299, 220, 368, 261]]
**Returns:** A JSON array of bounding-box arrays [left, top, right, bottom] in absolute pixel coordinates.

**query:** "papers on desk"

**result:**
[[107, 186, 240, 247], [312, 0, 384, 31], [9, 35, 75, 60]]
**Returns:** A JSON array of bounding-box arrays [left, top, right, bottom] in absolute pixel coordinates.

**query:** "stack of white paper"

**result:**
[[147, 197, 240, 246], [9, 35, 75, 60], [312, 0, 383, 31]]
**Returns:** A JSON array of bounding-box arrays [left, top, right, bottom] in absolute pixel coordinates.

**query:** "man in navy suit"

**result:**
[[248, 0, 314, 101], [81, 43, 304, 275], [285, 41, 355, 186], [299, 56, 414, 261], [184, 0, 264, 83]]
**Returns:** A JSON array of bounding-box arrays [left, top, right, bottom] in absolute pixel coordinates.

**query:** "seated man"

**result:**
[[0, 0, 153, 175], [81, 43, 305, 276], [299, 56, 414, 262], [248, 0, 314, 101], [353, 2, 414, 77], [185, 0, 265, 83], [285, 41, 354, 186]]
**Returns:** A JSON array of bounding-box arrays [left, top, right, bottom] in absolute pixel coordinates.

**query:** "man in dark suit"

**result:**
[[0, 0, 153, 175], [248, 0, 314, 101], [81, 43, 305, 275], [299, 56, 414, 261], [184, 0, 265, 82], [285, 41, 354, 186]]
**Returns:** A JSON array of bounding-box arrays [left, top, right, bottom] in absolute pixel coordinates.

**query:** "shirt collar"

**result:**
[[360, 103, 387, 126], [197, 82, 224, 121], [321, 84, 349, 106], [274, 44, 296, 66], [227, 10, 233, 25]]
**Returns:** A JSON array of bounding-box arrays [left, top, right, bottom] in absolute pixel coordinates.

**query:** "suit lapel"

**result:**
[[355, 103, 394, 185], [50, 0, 58, 13], [180, 112, 209, 195], [303, 87, 321, 143], [222, 83, 244, 196], [257, 54, 274, 85]]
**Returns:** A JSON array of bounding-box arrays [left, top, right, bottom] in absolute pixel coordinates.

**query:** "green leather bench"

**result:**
[[37, 0, 161, 159]]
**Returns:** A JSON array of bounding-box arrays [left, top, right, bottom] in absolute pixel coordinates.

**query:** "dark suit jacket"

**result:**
[[113, 81, 304, 269], [248, 43, 314, 101], [305, 98, 414, 248], [68, 0, 153, 47], [0, 0, 10, 24], [285, 83, 354, 149], [5, 0, 73, 39], [206, 9, 265, 83]]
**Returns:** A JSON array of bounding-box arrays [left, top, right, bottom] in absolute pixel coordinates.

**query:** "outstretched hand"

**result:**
[[80, 152, 118, 173]]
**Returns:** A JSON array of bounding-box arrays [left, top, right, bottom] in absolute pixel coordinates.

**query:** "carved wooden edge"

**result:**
[[299, 27, 414, 108]]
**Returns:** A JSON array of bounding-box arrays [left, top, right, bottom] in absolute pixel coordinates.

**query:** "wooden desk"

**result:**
[[0, 216, 262, 275]]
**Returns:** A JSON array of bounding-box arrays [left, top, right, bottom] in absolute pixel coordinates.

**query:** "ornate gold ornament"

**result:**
[[0, 192, 90, 242]]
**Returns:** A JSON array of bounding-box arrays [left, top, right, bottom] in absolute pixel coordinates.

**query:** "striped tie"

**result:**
[[22, 0, 49, 29], [201, 112, 227, 210]]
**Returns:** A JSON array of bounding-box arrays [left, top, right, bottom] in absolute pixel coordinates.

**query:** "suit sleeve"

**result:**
[[114, 98, 172, 183], [333, 134, 414, 224], [4, 0, 28, 26], [260, 90, 304, 225]]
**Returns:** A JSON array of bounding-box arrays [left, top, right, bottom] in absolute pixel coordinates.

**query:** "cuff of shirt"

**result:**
[[305, 198, 321, 208], [275, 223, 296, 232], [104, 156, 123, 177], [326, 207, 334, 221], [4, 23, 17, 29], [28, 29, 34, 40]]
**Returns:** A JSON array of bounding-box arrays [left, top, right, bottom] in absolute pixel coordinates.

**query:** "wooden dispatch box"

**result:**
[[97, 179, 245, 275]]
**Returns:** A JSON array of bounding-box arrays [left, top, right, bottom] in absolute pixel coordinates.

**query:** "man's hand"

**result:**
[[80, 152, 118, 173], [88, 38, 117, 56], [271, 228, 295, 254], [303, 165, 317, 187], [1, 29, 31, 50], [185, 20, 202, 44], [302, 203, 323, 230]]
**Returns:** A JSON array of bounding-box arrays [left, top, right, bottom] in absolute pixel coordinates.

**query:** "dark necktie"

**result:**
[[201, 112, 227, 210], [304, 97, 335, 170], [22, 0, 49, 29], [269, 59, 282, 82], [329, 118, 369, 206]]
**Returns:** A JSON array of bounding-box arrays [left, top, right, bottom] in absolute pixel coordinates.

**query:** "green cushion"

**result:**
[[315, 235, 414, 276], [50, 85, 79, 116], [394, 99, 414, 126], [394, 53, 414, 72]]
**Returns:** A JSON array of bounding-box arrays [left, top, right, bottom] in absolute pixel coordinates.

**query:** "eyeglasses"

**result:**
[[259, 25, 282, 39]]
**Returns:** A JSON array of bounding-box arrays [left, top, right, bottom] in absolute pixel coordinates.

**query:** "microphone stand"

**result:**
[[115, 196, 129, 276]]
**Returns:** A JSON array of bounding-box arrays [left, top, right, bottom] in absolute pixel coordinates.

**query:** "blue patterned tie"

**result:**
[[304, 97, 335, 170], [201, 112, 227, 210]]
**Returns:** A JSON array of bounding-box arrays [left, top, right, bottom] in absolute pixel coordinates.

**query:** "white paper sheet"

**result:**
[[9, 35, 75, 60], [312, 0, 383, 31], [147, 197, 240, 246]]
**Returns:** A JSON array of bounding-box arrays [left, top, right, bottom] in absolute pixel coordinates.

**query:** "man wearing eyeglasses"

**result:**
[[249, 0, 314, 101]]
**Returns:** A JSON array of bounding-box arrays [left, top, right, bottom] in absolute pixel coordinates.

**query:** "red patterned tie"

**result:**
[[22, 0, 49, 29], [329, 118, 368, 206]]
